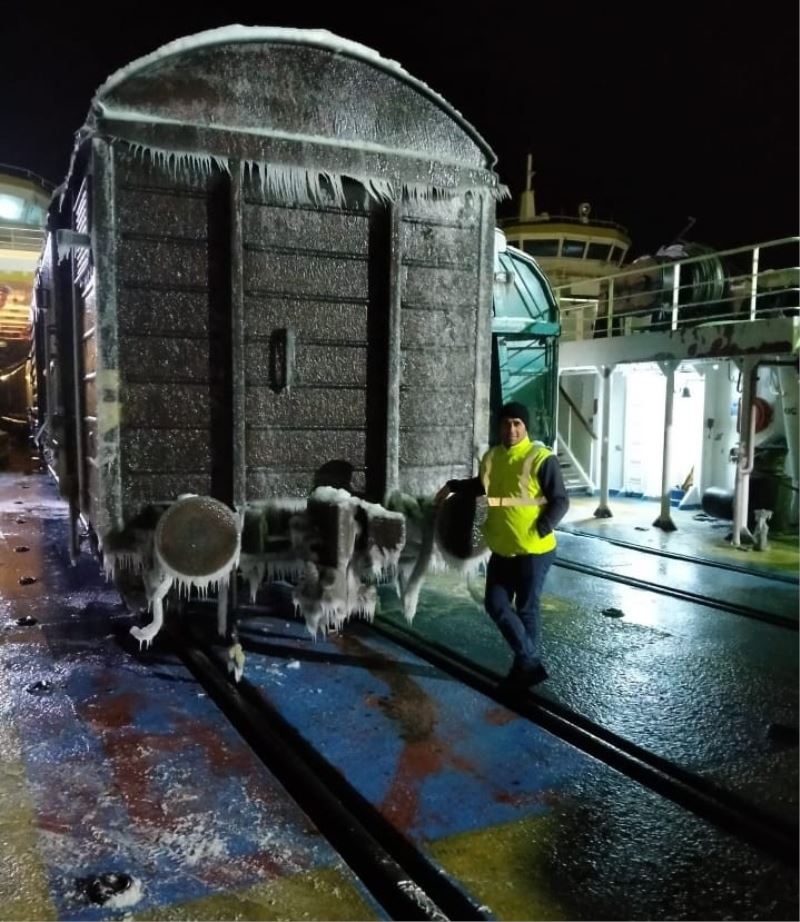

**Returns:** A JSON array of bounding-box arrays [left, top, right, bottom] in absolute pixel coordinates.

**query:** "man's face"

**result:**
[[500, 416, 527, 447]]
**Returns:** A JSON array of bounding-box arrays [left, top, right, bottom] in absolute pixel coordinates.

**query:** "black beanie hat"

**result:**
[[498, 401, 529, 429]]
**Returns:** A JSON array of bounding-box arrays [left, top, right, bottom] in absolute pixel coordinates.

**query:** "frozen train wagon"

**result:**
[[31, 26, 509, 656]]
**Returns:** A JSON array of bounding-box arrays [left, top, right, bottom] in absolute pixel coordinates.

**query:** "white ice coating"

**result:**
[[290, 486, 405, 637], [388, 492, 489, 623], [102, 548, 145, 581], [397, 880, 448, 922], [130, 568, 171, 649], [92, 24, 491, 155], [103, 876, 144, 910], [55, 238, 87, 266], [238, 552, 266, 603], [227, 642, 245, 683], [114, 141, 501, 208], [125, 141, 231, 181], [110, 488, 406, 659], [75, 25, 508, 205], [104, 485, 482, 659]]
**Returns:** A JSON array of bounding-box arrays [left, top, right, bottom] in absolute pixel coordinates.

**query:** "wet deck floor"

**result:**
[[0, 465, 382, 920], [560, 493, 799, 580], [0, 458, 797, 919]]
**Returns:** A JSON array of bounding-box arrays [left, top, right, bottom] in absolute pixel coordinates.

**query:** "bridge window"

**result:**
[[0, 194, 24, 222], [0, 195, 46, 226], [587, 242, 612, 261], [522, 238, 559, 258], [562, 239, 587, 258], [610, 245, 625, 265]]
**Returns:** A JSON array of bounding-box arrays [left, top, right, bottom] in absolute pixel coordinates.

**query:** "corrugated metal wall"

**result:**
[[397, 198, 481, 493], [114, 163, 214, 512], [105, 157, 489, 520], [241, 182, 385, 500]]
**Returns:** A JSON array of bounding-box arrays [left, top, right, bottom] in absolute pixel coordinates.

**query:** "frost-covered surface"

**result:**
[[290, 487, 405, 637], [106, 142, 505, 209], [0, 637, 373, 919], [92, 24, 490, 157], [387, 491, 489, 623], [110, 487, 407, 652], [61, 25, 507, 206]]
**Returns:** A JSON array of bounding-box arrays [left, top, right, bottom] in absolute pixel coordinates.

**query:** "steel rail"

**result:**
[[170, 616, 490, 922], [369, 617, 798, 869], [558, 526, 800, 586], [553, 557, 797, 630]]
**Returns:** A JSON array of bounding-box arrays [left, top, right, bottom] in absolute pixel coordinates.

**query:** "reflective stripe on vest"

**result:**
[[486, 496, 546, 506], [482, 444, 547, 505]]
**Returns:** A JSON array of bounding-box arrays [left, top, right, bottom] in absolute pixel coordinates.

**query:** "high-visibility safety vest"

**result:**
[[479, 436, 556, 556]]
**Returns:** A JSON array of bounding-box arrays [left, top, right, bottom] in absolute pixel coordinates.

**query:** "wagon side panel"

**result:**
[[113, 157, 219, 518], [396, 195, 494, 496], [241, 183, 390, 502]]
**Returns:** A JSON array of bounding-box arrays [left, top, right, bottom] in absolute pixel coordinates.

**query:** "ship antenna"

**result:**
[[520, 153, 537, 220], [673, 216, 696, 244]]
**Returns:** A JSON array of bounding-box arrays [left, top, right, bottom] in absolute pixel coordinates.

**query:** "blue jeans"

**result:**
[[484, 550, 555, 667]]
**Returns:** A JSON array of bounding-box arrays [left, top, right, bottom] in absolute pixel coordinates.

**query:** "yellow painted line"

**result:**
[[0, 720, 58, 920], [132, 866, 380, 921], [429, 813, 571, 921], [541, 594, 574, 617]]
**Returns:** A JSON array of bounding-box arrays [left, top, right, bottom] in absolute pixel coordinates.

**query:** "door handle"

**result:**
[[269, 327, 295, 393]]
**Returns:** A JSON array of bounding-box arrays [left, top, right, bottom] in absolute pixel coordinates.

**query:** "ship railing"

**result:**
[[499, 212, 630, 235], [0, 223, 47, 252], [553, 236, 799, 342]]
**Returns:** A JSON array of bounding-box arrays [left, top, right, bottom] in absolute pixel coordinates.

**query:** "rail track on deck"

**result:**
[[558, 526, 800, 585], [168, 614, 486, 922], [168, 600, 797, 922], [552, 550, 797, 631], [367, 618, 798, 866]]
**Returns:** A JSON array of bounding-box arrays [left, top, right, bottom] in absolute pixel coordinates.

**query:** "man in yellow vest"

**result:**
[[437, 402, 569, 690]]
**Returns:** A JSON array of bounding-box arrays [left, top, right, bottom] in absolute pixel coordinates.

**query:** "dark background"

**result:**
[[3, 4, 797, 256]]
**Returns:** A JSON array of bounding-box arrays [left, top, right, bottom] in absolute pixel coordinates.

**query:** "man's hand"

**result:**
[[434, 484, 453, 508]]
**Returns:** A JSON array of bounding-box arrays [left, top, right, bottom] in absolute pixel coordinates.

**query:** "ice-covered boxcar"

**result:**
[[32, 26, 506, 661]]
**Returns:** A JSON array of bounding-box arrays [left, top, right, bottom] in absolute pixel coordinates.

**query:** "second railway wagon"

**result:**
[[32, 26, 507, 660]]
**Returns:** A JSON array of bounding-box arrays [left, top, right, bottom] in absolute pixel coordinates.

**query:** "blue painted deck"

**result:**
[[233, 609, 797, 920], [0, 469, 383, 921], [0, 462, 797, 919]]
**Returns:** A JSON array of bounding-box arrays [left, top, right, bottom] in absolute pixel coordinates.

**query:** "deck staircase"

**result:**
[[557, 447, 592, 495], [556, 384, 595, 495]]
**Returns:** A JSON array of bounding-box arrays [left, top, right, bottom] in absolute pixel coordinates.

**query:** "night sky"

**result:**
[[4, 4, 798, 257]]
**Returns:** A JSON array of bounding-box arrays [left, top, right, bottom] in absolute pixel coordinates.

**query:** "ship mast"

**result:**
[[519, 153, 537, 220]]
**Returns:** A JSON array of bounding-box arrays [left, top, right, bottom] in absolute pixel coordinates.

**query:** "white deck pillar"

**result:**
[[594, 364, 614, 518], [653, 361, 677, 531]]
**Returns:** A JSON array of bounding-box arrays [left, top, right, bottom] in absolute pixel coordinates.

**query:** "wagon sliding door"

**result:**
[[242, 183, 390, 503]]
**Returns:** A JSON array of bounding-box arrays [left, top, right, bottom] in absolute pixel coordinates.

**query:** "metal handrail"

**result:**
[[552, 237, 799, 291], [554, 237, 800, 342], [0, 164, 55, 192], [559, 383, 596, 440], [499, 213, 630, 235], [0, 224, 46, 251]]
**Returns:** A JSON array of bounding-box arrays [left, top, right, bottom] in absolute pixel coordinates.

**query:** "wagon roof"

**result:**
[[94, 26, 493, 159]]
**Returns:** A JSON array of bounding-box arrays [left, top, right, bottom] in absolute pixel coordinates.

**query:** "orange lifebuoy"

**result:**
[[753, 397, 774, 433]]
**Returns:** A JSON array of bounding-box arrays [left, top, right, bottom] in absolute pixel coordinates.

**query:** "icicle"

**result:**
[[216, 578, 229, 637], [238, 553, 266, 603], [130, 568, 172, 649], [102, 549, 145, 581], [118, 140, 232, 183]]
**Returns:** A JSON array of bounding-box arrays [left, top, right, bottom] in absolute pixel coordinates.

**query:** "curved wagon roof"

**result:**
[[78, 25, 505, 203]]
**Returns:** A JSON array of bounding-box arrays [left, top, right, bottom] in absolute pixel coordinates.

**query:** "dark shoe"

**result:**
[[499, 660, 548, 691], [521, 662, 548, 686]]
